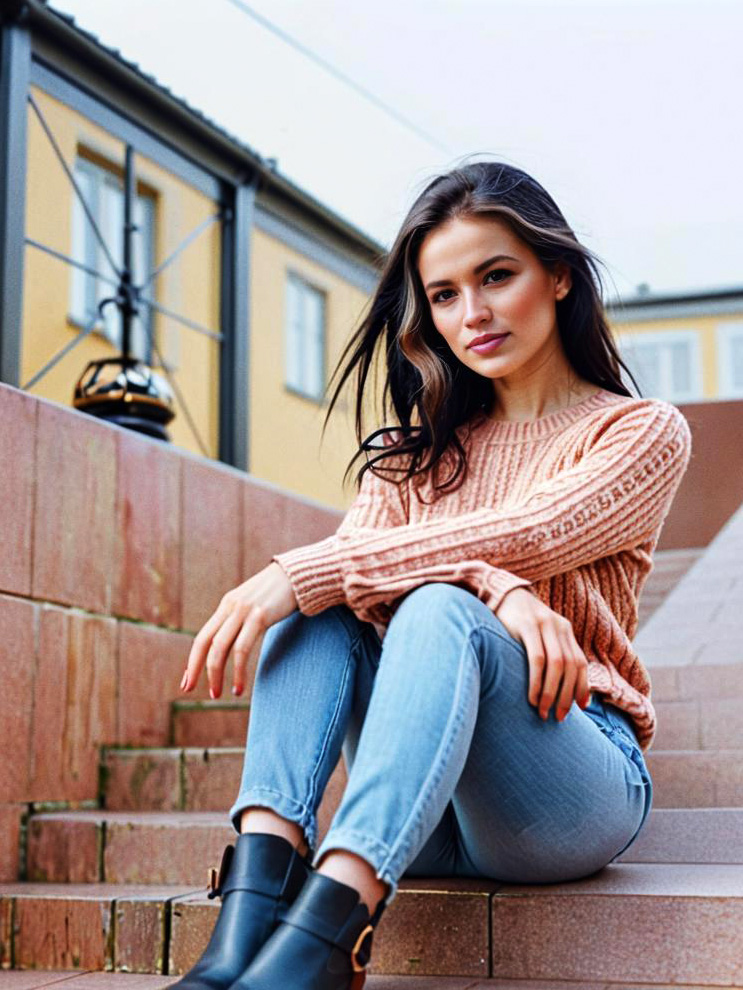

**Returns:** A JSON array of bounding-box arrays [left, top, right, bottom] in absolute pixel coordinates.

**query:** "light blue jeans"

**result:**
[[228, 583, 652, 906]]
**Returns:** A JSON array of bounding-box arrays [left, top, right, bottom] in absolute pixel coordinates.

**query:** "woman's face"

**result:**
[[416, 214, 572, 386]]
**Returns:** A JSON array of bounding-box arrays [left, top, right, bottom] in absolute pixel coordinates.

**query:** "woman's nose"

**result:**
[[462, 289, 491, 326]]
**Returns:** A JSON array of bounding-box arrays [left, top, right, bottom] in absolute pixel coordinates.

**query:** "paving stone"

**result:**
[[181, 458, 243, 636], [371, 880, 495, 978], [0, 596, 36, 804], [169, 878, 496, 979], [647, 750, 743, 807], [171, 701, 249, 749], [103, 750, 181, 813], [0, 387, 36, 597], [112, 432, 182, 628], [28, 607, 117, 803], [113, 897, 168, 974], [490, 862, 743, 984], [27, 814, 101, 883], [12, 893, 112, 970], [0, 885, 197, 975], [616, 807, 743, 864], [117, 625, 208, 747], [104, 816, 232, 886], [0, 973, 181, 988], [181, 749, 243, 812], [679, 662, 743, 700], [32, 402, 117, 613], [0, 805, 24, 883]]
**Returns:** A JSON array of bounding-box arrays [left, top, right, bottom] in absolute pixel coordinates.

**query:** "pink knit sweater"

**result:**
[[274, 388, 692, 752]]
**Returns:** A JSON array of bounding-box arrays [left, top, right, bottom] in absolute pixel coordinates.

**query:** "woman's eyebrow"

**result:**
[[424, 254, 519, 291]]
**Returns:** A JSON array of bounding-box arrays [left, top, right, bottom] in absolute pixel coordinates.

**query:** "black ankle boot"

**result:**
[[169, 831, 313, 990], [230, 870, 387, 990]]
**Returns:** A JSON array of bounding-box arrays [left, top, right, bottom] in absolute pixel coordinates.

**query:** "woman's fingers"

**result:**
[[537, 620, 566, 720], [183, 601, 232, 692], [521, 624, 546, 709], [231, 606, 267, 696], [205, 608, 252, 698], [554, 626, 580, 722]]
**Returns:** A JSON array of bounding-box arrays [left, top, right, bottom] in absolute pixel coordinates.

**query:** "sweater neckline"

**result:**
[[469, 387, 624, 443]]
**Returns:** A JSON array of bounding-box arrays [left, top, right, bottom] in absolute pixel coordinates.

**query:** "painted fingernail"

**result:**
[[180, 671, 187, 690], [209, 687, 217, 700]]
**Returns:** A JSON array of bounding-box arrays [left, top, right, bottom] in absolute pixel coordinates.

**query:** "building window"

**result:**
[[716, 322, 743, 399], [616, 329, 702, 402], [69, 154, 156, 362], [285, 272, 326, 400]]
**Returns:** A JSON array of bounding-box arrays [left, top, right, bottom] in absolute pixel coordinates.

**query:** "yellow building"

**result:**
[[1, 0, 385, 511], [607, 285, 743, 405]]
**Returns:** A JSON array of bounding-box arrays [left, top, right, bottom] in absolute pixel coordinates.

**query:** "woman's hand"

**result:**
[[495, 586, 591, 722], [181, 561, 298, 699]]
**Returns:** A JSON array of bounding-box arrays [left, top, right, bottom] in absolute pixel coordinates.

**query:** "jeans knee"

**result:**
[[393, 581, 480, 623]]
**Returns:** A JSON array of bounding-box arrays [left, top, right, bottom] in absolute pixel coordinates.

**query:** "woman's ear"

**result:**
[[554, 262, 572, 301]]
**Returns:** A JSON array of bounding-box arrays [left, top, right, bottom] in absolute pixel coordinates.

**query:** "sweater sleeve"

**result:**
[[272, 443, 532, 620], [284, 400, 691, 620]]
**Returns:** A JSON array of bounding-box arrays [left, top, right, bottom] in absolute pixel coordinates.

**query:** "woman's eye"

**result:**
[[431, 269, 511, 304], [485, 268, 511, 284]]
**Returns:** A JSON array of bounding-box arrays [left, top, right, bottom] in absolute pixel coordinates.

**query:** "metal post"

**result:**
[[0, 12, 31, 387], [219, 175, 255, 472], [121, 143, 136, 360]]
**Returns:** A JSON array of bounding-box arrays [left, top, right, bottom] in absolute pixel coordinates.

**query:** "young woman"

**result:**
[[173, 160, 692, 990]]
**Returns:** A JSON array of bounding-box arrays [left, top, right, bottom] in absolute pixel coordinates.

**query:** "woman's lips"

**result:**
[[469, 334, 509, 354]]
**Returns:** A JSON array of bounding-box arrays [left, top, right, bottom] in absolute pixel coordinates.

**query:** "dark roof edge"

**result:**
[[11, 0, 387, 264], [606, 282, 743, 311]]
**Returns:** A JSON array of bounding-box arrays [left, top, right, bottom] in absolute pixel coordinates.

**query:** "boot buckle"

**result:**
[[207, 843, 235, 900], [350, 923, 374, 972]]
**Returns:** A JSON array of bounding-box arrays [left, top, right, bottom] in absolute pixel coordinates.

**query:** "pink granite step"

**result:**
[[102, 747, 347, 814], [653, 698, 743, 750], [5, 864, 741, 983], [615, 807, 743, 864], [170, 700, 249, 748], [102, 742, 743, 817], [645, 750, 743, 807], [0, 883, 198, 972], [649, 661, 743, 702], [25, 805, 743, 888], [0, 979, 740, 990]]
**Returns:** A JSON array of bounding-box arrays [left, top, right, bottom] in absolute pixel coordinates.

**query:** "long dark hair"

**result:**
[[320, 160, 641, 498]]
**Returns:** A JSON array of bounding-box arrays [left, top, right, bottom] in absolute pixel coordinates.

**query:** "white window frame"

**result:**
[[716, 322, 743, 399], [616, 328, 703, 402], [69, 155, 156, 363], [284, 270, 327, 402]]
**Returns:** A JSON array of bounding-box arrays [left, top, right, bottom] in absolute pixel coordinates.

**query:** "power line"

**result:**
[[222, 0, 453, 157]]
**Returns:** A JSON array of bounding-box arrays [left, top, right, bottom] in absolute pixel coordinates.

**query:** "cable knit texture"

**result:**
[[274, 388, 693, 752]]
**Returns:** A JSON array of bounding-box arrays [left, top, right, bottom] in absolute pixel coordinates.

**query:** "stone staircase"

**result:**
[[1, 382, 741, 989], [2, 658, 743, 989]]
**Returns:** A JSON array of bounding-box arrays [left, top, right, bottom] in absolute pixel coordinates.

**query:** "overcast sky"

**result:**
[[52, 0, 742, 299]]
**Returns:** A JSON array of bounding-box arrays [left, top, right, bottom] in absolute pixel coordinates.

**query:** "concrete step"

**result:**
[[645, 750, 743, 807], [170, 699, 249, 748], [25, 806, 743, 888], [2, 865, 743, 984]]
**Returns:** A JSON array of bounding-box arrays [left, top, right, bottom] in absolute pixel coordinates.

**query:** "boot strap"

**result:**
[[207, 842, 309, 901], [283, 898, 386, 972]]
